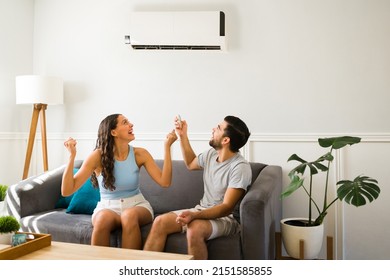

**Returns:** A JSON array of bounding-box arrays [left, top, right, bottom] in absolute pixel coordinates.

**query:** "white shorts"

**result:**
[[92, 193, 154, 221], [173, 205, 240, 240]]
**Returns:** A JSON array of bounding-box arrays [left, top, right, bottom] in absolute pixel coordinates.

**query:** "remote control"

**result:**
[[177, 115, 182, 128]]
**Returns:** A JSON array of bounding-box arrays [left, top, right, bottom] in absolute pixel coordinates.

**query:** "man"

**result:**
[[143, 116, 252, 259]]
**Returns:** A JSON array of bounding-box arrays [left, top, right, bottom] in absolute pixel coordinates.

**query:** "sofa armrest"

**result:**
[[6, 160, 83, 219], [239, 165, 282, 260]]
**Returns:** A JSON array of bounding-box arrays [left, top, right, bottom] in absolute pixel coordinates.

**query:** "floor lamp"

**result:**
[[16, 75, 64, 179]]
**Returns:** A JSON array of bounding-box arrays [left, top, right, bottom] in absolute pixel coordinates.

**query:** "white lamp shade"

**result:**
[[16, 75, 64, 105]]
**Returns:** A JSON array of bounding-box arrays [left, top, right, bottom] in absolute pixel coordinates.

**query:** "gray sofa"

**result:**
[[6, 159, 282, 259]]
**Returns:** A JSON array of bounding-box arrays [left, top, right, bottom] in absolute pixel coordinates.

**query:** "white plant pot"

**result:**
[[0, 232, 13, 245], [281, 217, 324, 259]]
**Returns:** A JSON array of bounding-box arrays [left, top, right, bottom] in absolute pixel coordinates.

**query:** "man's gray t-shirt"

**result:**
[[197, 148, 252, 208]]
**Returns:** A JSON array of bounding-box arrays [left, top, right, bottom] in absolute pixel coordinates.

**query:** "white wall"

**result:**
[[0, 0, 389, 259], [0, 0, 34, 182]]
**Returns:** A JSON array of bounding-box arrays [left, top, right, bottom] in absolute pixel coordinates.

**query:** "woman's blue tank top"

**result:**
[[98, 145, 140, 199]]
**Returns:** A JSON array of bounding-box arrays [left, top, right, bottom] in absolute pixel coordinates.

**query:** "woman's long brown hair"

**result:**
[[90, 114, 120, 191]]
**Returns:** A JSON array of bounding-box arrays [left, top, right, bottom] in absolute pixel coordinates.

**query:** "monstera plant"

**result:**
[[280, 136, 381, 259], [282, 136, 380, 226]]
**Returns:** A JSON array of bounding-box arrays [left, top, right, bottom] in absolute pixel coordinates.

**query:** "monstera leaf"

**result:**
[[337, 176, 381, 207]]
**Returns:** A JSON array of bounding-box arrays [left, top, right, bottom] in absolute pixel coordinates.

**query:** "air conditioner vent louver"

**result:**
[[126, 11, 226, 51], [131, 45, 221, 50]]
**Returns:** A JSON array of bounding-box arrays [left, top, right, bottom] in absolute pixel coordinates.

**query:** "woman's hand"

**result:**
[[165, 129, 178, 147], [64, 137, 77, 157]]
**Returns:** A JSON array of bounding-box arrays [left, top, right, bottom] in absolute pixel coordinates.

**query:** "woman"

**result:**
[[61, 114, 177, 249]]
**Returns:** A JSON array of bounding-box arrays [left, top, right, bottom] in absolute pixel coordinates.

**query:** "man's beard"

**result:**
[[209, 138, 222, 150]]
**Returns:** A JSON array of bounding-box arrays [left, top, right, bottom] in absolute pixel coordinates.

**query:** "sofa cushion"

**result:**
[[140, 160, 204, 215], [65, 169, 100, 215], [21, 209, 93, 243]]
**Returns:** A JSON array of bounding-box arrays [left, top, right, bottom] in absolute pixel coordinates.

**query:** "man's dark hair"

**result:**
[[223, 116, 251, 152]]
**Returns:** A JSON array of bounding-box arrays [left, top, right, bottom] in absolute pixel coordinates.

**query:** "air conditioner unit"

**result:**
[[125, 11, 226, 51]]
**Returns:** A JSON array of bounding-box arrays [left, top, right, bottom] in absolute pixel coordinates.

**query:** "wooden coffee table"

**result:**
[[16, 241, 193, 260]]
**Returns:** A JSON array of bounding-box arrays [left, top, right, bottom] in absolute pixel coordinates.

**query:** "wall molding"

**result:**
[[3, 131, 390, 141], [3, 131, 390, 164]]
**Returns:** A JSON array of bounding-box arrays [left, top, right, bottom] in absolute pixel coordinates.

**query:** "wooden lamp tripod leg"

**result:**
[[22, 104, 40, 179], [40, 104, 48, 172], [22, 103, 49, 179]]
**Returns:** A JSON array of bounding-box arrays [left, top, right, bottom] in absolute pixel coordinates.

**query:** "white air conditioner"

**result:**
[[125, 11, 226, 51]]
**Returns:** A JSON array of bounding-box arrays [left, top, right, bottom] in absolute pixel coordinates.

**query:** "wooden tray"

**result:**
[[0, 232, 51, 260]]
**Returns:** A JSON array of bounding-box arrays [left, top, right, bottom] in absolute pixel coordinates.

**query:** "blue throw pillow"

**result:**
[[65, 168, 100, 215], [55, 193, 74, 209]]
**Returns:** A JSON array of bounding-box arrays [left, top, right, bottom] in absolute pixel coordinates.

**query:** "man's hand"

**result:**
[[176, 210, 195, 226], [174, 116, 188, 138]]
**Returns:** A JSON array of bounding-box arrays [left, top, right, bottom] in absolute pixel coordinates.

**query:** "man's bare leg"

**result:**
[[186, 220, 212, 260], [144, 212, 182, 251]]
